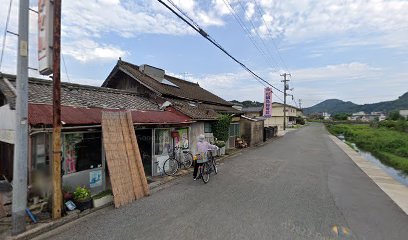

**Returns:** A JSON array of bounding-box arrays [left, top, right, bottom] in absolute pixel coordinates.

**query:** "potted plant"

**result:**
[[215, 140, 226, 155], [92, 190, 113, 208], [73, 186, 92, 211]]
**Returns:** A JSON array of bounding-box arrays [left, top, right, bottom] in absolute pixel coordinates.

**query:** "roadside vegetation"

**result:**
[[326, 123, 408, 174]]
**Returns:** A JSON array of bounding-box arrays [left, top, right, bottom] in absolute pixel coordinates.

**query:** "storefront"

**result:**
[[61, 131, 106, 194], [136, 126, 191, 177], [153, 127, 190, 176]]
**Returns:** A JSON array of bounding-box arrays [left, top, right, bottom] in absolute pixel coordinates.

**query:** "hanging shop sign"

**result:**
[[263, 87, 272, 118], [38, 0, 54, 75]]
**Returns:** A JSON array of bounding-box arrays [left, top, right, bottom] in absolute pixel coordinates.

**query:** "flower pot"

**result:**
[[219, 147, 225, 155], [74, 198, 92, 211], [92, 195, 113, 208]]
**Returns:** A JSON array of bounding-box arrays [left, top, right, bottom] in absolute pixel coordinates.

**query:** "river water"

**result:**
[[343, 139, 408, 187]]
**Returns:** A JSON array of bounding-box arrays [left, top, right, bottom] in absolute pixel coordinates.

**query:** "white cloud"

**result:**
[[63, 39, 127, 63], [291, 62, 381, 83], [254, 0, 408, 49], [245, 2, 255, 20]]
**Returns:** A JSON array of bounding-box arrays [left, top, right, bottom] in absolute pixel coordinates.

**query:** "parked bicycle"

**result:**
[[163, 146, 193, 176]]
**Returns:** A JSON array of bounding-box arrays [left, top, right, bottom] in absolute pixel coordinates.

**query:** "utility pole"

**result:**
[[299, 99, 302, 110], [52, 0, 62, 219], [12, 0, 29, 235], [280, 73, 290, 131]]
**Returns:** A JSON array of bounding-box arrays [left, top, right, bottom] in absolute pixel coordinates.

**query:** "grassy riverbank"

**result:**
[[326, 124, 408, 174]]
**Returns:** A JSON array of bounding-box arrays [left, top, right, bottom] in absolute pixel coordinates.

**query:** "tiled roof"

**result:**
[[169, 99, 218, 120], [241, 106, 263, 113], [0, 73, 158, 111], [29, 104, 191, 126], [105, 60, 234, 107]]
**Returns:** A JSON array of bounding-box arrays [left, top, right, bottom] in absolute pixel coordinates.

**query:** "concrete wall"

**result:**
[[251, 121, 264, 146], [240, 119, 264, 146]]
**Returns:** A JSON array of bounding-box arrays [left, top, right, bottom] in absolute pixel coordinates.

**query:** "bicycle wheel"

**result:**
[[163, 158, 178, 176], [183, 153, 193, 168], [201, 163, 210, 183]]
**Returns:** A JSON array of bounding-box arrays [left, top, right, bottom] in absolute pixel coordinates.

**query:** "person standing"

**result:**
[[193, 134, 218, 180]]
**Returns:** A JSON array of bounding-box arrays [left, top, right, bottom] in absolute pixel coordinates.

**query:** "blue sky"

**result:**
[[0, 0, 407, 107]]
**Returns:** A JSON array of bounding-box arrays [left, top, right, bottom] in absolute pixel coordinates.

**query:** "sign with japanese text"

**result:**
[[38, 0, 54, 75], [263, 87, 272, 117]]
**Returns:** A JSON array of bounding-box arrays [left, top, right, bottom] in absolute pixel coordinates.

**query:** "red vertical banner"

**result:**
[[263, 87, 272, 117]]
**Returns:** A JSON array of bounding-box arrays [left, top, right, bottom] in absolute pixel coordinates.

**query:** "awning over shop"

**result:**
[[28, 104, 192, 126]]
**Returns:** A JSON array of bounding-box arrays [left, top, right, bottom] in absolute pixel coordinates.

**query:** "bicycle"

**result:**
[[194, 155, 211, 184], [154, 161, 165, 176], [163, 146, 193, 176], [207, 150, 218, 175]]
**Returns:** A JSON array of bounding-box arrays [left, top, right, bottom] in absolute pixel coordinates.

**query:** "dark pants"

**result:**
[[193, 162, 203, 178]]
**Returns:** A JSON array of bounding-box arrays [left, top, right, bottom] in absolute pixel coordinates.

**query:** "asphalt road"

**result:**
[[38, 124, 408, 240]]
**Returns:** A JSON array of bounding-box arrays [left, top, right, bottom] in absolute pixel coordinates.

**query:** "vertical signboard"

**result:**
[[263, 87, 272, 117], [38, 0, 54, 75]]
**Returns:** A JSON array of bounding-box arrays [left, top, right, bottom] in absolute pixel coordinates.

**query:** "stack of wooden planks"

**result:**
[[102, 111, 149, 208]]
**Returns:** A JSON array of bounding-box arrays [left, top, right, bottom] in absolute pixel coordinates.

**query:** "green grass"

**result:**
[[326, 124, 408, 174]]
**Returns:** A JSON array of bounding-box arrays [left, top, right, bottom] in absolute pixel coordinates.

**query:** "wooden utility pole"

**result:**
[[11, 0, 29, 235], [281, 73, 290, 131], [52, 0, 62, 219]]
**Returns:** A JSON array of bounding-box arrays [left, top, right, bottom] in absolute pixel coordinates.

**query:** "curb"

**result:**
[[329, 135, 408, 215], [6, 146, 252, 240]]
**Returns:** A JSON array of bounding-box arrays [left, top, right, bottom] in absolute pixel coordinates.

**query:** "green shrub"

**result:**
[[212, 114, 232, 142], [73, 186, 91, 201]]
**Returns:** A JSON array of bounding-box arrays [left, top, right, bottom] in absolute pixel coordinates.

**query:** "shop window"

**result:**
[[175, 128, 189, 149], [62, 132, 102, 175], [204, 122, 212, 133], [154, 129, 171, 156]]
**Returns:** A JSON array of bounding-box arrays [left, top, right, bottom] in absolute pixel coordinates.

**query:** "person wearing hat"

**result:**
[[193, 134, 218, 180]]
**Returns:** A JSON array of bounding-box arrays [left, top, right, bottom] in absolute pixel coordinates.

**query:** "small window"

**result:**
[[154, 129, 171, 155], [204, 122, 212, 133], [62, 132, 102, 175], [32, 133, 50, 174]]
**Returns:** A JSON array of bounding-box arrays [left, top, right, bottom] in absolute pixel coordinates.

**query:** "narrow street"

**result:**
[[37, 124, 408, 240]]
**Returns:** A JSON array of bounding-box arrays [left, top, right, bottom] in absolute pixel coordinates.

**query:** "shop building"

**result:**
[[102, 59, 241, 150], [0, 73, 193, 196]]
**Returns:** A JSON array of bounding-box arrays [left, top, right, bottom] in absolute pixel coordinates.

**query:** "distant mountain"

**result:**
[[304, 92, 408, 114], [230, 100, 263, 108]]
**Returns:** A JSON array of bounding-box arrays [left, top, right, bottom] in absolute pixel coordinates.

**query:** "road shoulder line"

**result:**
[[329, 135, 408, 215]]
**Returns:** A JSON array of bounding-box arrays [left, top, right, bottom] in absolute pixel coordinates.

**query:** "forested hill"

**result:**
[[230, 100, 263, 108], [304, 92, 408, 114]]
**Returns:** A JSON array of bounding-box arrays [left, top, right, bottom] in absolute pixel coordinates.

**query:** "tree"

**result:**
[[212, 114, 232, 142], [388, 111, 404, 121], [332, 113, 350, 121]]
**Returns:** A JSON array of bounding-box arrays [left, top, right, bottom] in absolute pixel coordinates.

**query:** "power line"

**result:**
[[252, 0, 289, 72], [157, 0, 284, 94], [0, 0, 13, 71], [235, 0, 281, 71], [222, 0, 280, 72], [61, 53, 71, 82]]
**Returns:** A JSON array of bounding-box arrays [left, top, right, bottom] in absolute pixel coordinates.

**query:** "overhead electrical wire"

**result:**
[[235, 0, 281, 72], [0, 0, 13, 71], [252, 0, 290, 73], [157, 0, 285, 94], [221, 0, 279, 72]]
